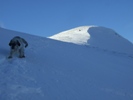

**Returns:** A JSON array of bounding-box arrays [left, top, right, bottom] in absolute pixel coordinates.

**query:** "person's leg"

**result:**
[[19, 48, 25, 58], [8, 49, 14, 58]]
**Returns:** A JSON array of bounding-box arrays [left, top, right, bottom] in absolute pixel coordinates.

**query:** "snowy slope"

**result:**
[[0, 27, 133, 100], [49, 26, 91, 45], [49, 26, 133, 55]]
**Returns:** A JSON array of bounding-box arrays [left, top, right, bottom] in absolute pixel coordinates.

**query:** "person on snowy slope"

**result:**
[[8, 36, 28, 58]]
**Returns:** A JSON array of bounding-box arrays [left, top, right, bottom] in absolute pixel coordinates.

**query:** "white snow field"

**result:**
[[49, 26, 133, 55], [0, 26, 133, 100]]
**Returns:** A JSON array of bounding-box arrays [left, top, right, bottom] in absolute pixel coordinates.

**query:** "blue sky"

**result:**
[[0, 0, 133, 43]]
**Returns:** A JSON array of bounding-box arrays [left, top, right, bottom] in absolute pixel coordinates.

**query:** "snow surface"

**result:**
[[0, 27, 133, 100], [49, 26, 133, 55], [49, 26, 91, 45]]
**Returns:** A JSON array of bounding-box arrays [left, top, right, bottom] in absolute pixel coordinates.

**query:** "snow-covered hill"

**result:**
[[0, 27, 133, 100], [49, 26, 133, 55], [49, 26, 91, 45]]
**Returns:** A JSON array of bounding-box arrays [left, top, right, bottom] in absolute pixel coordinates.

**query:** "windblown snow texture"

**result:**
[[0, 26, 133, 100]]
